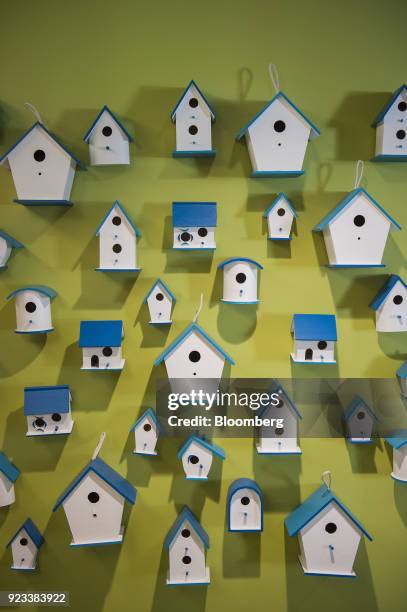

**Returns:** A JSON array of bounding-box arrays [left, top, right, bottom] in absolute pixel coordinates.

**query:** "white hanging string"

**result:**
[[92, 432, 106, 460], [268, 63, 280, 94], [193, 293, 204, 323], [321, 470, 332, 490], [24, 102, 44, 125], [354, 160, 364, 189]]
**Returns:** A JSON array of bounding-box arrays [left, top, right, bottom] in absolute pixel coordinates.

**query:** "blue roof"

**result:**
[[172, 202, 217, 228], [143, 278, 176, 304], [178, 435, 226, 460], [343, 395, 377, 422], [263, 193, 298, 218], [6, 285, 57, 301], [6, 518, 44, 549], [397, 361, 407, 378], [0, 122, 85, 169], [385, 430, 407, 449], [154, 322, 234, 366], [263, 380, 302, 419], [24, 385, 71, 416], [164, 506, 209, 549], [227, 478, 263, 505], [95, 201, 141, 237], [83, 105, 133, 142], [372, 85, 407, 127], [0, 452, 20, 483], [217, 257, 263, 270], [285, 484, 372, 540], [53, 457, 136, 510], [369, 275, 406, 310], [313, 188, 401, 232], [292, 314, 337, 341], [236, 91, 320, 141], [0, 230, 23, 249], [79, 320, 123, 348], [130, 408, 161, 432], [171, 80, 216, 121]]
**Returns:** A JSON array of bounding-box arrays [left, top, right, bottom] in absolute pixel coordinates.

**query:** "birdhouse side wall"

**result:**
[[293, 339, 335, 363], [393, 446, 407, 481], [82, 346, 123, 369], [222, 262, 258, 302], [99, 210, 137, 269], [11, 529, 38, 570], [181, 441, 213, 479], [229, 487, 262, 530], [175, 88, 213, 152], [164, 331, 226, 379], [14, 292, 53, 333], [0, 473, 15, 507], [168, 520, 207, 583], [147, 289, 172, 322], [0, 238, 12, 266], [88, 111, 130, 165], [375, 281, 407, 332], [173, 226, 216, 249]]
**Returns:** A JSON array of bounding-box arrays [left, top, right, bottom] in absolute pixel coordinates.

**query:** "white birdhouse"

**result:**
[[95, 200, 141, 272], [178, 436, 225, 480], [83, 105, 132, 166], [218, 258, 263, 304], [227, 479, 263, 532], [6, 519, 44, 571], [130, 408, 161, 456], [0, 452, 20, 507], [263, 193, 298, 240], [171, 80, 216, 158], [372, 85, 407, 161], [0, 230, 23, 270], [343, 396, 377, 444], [397, 362, 407, 398], [144, 279, 176, 325], [79, 320, 125, 370], [285, 473, 373, 577], [369, 275, 407, 332], [6, 285, 57, 334], [24, 385, 74, 437], [172, 202, 217, 250], [256, 382, 302, 454], [291, 314, 337, 364], [385, 433, 407, 482], [164, 506, 210, 585]]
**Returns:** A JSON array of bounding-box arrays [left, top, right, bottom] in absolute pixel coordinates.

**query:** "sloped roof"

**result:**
[[130, 407, 161, 432], [177, 435, 226, 460], [172, 202, 217, 228], [6, 518, 44, 549], [6, 285, 57, 301], [164, 505, 209, 549], [259, 380, 302, 419], [385, 431, 407, 449], [217, 257, 263, 270], [0, 230, 24, 249], [263, 193, 298, 218], [372, 85, 407, 127], [79, 320, 123, 348], [24, 385, 71, 416], [369, 275, 406, 311], [143, 278, 176, 304], [95, 201, 141, 237], [227, 478, 262, 504], [397, 361, 407, 378], [292, 314, 337, 341], [171, 80, 215, 121], [0, 452, 20, 483], [83, 105, 133, 142]]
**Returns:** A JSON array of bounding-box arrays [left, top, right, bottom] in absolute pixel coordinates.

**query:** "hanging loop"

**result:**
[[321, 470, 332, 490], [92, 432, 106, 460], [268, 63, 280, 94], [354, 160, 364, 189], [24, 102, 44, 125], [193, 293, 204, 323]]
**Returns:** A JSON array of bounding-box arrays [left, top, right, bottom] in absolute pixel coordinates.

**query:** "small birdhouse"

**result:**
[[130, 408, 161, 456], [256, 382, 302, 454], [218, 258, 263, 304], [164, 506, 210, 585], [385, 432, 407, 482], [24, 385, 74, 437], [95, 200, 141, 272], [6, 518, 44, 571], [0, 230, 23, 270], [178, 436, 225, 480], [343, 396, 377, 444], [227, 479, 263, 532], [79, 320, 125, 370], [0, 452, 20, 507], [171, 80, 216, 158], [83, 105, 133, 166], [369, 275, 407, 332], [6, 285, 57, 334], [372, 85, 407, 161], [263, 193, 298, 240], [144, 279, 176, 325], [291, 314, 337, 364], [397, 362, 407, 398], [172, 202, 217, 250], [285, 472, 373, 577]]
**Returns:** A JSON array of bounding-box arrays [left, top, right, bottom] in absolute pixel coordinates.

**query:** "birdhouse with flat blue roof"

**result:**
[[285, 471, 372, 577], [227, 479, 263, 532], [178, 436, 225, 480], [264, 193, 298, 240], [144, 279, 175, 325], [343, 396, 377, 444], [95, 201, 141, 272], [0, 230, 23, 270], [172, 202, 217, 250], [6, 518, 44, 571], [83, 105, 132, 166], [372, 85, 407, 161], [24, 385, 73, 437], [291, 314, 337, 364], [0, 452, 20, 507], [79, 320, 125, 370], [218, 258, 263, 304], [171, 80, 215, 158], [164, 506, 210, 585], [130, 408, 161, 456], [256, 381, 302, 454], [397, 362, 407, 398], [385, 432, 407, 482], [369, 275, 407, 332], [6, 285, 57, 334]]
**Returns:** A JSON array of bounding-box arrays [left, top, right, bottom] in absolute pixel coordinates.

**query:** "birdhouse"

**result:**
[[95, 201, 141, 272], [385, 432, 407, 482], [83, 105, 133, 166], [263, 193, 298, 240], [164, 506, 210, 585], [0, 230, 23, 270], [144, 279, 176, 325], [130, 408, 161, 456], [24, 385, 73, 437], [6, 518, 44, 571], [6, 285, 57, 334], [0, 453, 20, 507], [343, 396, 377, 444], [369, 275, 407, 332], [0, 122, 85, 205], [291, 314, 337, 364], [397, 362, 407, 398], [171, 80, 216, 158], [178, 436, 225, 480], [256, 382, 302, 454], [372, 85, 407, 161], [172, 202, 217, 250], [218, 258, 263, 304], [285, 473, 373, 576], [227, 479, 263, 532], [79, 320, 125, 370]]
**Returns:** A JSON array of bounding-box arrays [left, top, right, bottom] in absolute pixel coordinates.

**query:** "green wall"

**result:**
[[0, 0, 406, 610]]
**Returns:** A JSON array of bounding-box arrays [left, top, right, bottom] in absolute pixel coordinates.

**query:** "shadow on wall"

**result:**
[[134, 296, 171, 348], [394, 481, 407, 528], [0, 307, 47, 377], [222, 529, 261, 578], [169, 455, 223, 517], [327, 271, 388, 320], [345, 439, 381, 474], [122, 433, 177, 488], [163, 217, 214, 274], [253, 449, 302, 513], [216, 302, 258, 345]]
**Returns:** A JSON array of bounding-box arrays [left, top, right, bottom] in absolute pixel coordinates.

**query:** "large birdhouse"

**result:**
[[343, 396, 377, 444], [369, 275, 407, 332], [385, 433, 407, 482], [0, 452, 20, 507], [256, 382, 302, 454], [172, 202, 217, 250], [0, 230, 23, 270], [397, 362, 407, 398], [130, 408, 161, 456], [6, 518, 44, 571], [291, 314, 337, 364], [79, 320, 125, 370], [95, 201, 141, 272], [24, 385, 73, 437], [7, 285, 57, 334], [227, 479, 263, 532], [83, 105, 133, 166], [263, 193, 298, 240], [372, 85, 407, 161], [178, 436, 225, 480], [218, 258, 263, 304], [144, 279, 176, 325]]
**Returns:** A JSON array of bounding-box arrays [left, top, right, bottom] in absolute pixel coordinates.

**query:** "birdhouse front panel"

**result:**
[[134, 416, 159, 455], [375, 89, 407, 157], [221, 261, 259, 303], [174, 85, 213, 154], [257, 404, 300, 453], [168, 519, 209, 585], [164, 330, 226, 380], [292, 339, 335, 364], [266, 199, 295, 239], [10, 529, 38, 571], [375, 279, 407, 332], [392, 446, 407, 482], [0, 237, 11, 267], [14, 291, 53, 333], [229, 487, 262, 531], [181, 440, 213, 479], [0, 473, 15, 507], [98, 206, 137, 270], [147, 287, 173, 323], [26, 412, 73, 437], [87, 110, 130, 166], [173, 226, 215, 249], [81, 346, 124, 370], [346, 409, 375, 443]]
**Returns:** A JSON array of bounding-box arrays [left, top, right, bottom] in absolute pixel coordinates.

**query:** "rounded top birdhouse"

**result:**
[[218, 258, 263, 304], [83, 105, 133, 166], [227, 478, 263, 532], [6, 285, 57, 334]]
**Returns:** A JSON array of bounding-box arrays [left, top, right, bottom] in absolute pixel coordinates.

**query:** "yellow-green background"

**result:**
[[0, 1, 406, 610]]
